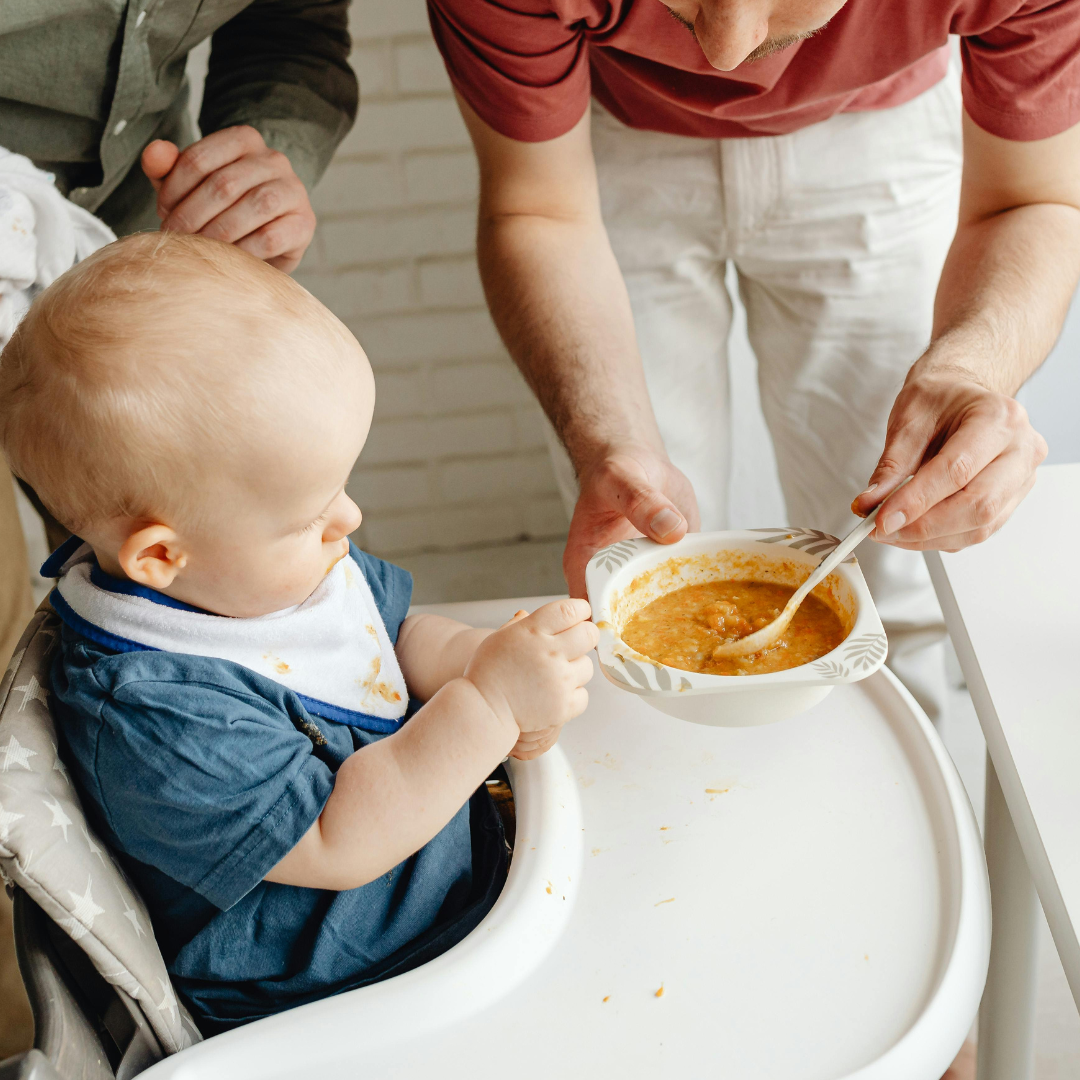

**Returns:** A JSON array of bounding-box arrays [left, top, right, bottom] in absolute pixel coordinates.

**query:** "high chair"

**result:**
[[0, 604, 201, 1080]]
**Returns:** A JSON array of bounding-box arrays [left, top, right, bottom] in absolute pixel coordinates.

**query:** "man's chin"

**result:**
[[743, 28, 820, 63]]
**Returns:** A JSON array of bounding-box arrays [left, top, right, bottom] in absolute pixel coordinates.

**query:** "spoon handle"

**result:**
[[789, 493, 897, 609], [711, 480, 912, 659]]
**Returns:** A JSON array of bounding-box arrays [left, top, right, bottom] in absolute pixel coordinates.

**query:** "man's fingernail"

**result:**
[[650, 508, 682, 537], [859, 484, 878, 498], [881, 511, 906, 535]]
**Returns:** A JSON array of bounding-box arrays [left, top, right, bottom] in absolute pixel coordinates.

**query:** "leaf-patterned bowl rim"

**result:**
[[586, 531, 888, 697]]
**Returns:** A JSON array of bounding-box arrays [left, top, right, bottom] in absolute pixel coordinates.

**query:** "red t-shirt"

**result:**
[[428, 0, 1080, 143]]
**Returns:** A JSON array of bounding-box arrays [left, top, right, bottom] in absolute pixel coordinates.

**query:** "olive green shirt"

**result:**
[[0, 0, 358, 235]]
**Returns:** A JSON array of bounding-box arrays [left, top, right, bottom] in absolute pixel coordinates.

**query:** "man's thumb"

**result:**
[[626, 492, 686, 544], [594, 461, 689, 544], [141, 140, 180, 190], [852, 453, 918, 518]]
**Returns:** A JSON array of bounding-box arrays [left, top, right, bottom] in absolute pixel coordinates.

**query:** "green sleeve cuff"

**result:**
[[201, 83, 351, 191]]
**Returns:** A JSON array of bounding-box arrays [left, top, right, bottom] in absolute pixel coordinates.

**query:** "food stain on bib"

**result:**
[[262, 652, 291, 675], [356, 655, 402, 705]]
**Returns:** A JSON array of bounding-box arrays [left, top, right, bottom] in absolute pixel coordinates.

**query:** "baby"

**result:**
[[0, 233, 597, 1032]]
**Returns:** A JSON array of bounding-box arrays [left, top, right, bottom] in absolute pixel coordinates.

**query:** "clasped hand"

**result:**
[[141, 126, 315, 272]]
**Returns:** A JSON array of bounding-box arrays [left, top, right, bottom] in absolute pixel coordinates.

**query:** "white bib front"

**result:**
[[49, 542, 410, 733]]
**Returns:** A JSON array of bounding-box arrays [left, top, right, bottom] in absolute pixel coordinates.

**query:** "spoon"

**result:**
[[711, 482, 909, 659]]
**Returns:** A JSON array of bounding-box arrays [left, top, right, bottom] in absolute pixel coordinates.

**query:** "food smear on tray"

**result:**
[[621, 580, 846, 676]]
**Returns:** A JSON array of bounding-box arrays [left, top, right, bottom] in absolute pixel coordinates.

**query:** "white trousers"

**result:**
[[549, 72, 965, 720]]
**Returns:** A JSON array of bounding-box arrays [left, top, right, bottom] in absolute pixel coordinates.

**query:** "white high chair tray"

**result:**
[[145, 597, 989, 1080]]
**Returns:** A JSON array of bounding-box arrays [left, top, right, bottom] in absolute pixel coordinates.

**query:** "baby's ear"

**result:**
[[118, 524, 187, 589]]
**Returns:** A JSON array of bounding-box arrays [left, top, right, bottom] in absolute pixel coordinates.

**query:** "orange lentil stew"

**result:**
[[621, 580, 846, 676]]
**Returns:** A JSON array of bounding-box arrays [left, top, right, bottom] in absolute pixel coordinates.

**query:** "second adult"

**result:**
[[0, 0, 359, 658], [0, 0, 358, 1048]]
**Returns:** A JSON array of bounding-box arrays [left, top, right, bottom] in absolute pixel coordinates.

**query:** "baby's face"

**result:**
[[190, 482, 365, 618], [94, 336, 377, 619], [184, 347, 375, 617]]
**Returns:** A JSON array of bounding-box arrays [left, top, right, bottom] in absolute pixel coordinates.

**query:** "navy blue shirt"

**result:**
[[49, 546, 506, 1032]]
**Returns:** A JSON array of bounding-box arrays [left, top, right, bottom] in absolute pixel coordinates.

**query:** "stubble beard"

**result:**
[[743, 29, 820, 62], [665, 7, 824, 63]]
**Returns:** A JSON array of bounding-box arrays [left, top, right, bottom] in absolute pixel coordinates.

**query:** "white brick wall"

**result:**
[[294, 0, 569, 593]]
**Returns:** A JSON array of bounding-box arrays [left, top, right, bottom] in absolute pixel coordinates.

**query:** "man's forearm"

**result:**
[[478, 211, 662, 473], [921, 201, 1080, 391], [459, 97, 696, 583]]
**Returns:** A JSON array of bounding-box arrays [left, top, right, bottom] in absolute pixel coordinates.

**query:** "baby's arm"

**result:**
[[394, 613, 496, 700], [266, 675, 514, 891], [396, 610, 572, 760], [265, 600, 597, 891]]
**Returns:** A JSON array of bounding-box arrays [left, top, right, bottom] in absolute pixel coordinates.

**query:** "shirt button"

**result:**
[[113, 119, 127, 136], [136, 10, 146, 25]]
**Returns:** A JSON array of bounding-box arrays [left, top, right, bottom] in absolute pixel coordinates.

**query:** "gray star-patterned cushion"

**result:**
[[0, 601, 201, 1056]]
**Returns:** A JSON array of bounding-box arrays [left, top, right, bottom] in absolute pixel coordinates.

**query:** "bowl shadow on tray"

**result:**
[[585, 529, 889, 727]]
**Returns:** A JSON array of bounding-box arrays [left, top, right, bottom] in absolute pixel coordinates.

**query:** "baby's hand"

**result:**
[[502, 611, 564, 758], [509, 725, 560, 761], [464, 599, 598, 736]]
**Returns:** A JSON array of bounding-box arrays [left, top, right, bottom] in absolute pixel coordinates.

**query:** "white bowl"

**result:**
[[585, 529, 888, 727]]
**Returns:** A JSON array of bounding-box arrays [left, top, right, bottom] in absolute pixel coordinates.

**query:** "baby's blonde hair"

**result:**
[[0, 232, 354, 534]]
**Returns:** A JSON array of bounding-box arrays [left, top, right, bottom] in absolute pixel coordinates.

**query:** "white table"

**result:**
[[926, 462, 1080, 1080]]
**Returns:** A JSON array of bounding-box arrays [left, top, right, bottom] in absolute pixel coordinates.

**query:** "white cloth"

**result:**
[[52, 544, 410, 729], [0, 148, 116, 347], [546, 71, 965, 720]]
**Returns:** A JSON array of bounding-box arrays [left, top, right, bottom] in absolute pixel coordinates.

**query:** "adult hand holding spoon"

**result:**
[[712, 482, 909, 659]]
